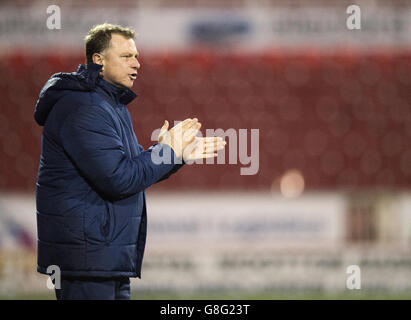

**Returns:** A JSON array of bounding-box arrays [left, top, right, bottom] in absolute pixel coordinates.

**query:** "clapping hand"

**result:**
[[158, 118, 226, 162]]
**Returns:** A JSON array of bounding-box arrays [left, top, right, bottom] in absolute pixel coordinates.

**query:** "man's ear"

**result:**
[[92, 53, 104, 66]]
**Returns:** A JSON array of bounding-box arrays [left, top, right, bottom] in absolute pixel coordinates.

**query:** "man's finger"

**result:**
[[203, 144, 225, 153], [158, 120, 170, 143], [180, 118, 193, 127], [188, 122, 201, 133], [183, 126, 201, 142], [186, 152, 218, 161], [203, 141, 226, 150], [204, 141, 226, 148], [202, 139, 226, 145], [160, 120, 169, 132], [170, 118, 192, 131], [200, 153, 218, 159], [198, 137, 224, 143], [182, 118, 199, 131]]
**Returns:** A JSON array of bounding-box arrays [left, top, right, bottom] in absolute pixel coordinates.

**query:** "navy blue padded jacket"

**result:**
[[34, 63, 183, 278]]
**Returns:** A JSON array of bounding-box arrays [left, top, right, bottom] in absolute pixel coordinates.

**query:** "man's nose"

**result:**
[[132, 58, 140, 70]]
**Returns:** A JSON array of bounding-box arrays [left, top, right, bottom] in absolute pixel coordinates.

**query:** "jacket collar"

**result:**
[[78, 63, 138, 106]]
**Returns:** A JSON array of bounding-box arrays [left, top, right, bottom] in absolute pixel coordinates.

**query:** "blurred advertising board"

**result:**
[[1, 3, 411, 52], [2, 192, 411, 294]]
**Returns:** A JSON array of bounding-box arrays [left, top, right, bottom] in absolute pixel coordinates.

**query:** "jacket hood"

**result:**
[[34, 63, 137, 126]]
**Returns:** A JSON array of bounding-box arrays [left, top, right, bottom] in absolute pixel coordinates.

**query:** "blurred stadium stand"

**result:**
[[0, 51, 411, 192]]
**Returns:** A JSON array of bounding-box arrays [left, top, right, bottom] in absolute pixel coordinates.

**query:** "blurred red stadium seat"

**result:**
[[1, 51, 411, 192]]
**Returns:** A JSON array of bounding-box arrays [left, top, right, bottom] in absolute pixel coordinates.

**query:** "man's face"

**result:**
[[98, 34, 140, 89]]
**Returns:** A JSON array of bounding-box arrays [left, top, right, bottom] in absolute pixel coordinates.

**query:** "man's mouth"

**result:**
[[129, 73, 137, 80]]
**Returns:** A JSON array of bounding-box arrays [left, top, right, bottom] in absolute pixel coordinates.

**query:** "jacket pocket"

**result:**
[[101, 202, 115, 244]]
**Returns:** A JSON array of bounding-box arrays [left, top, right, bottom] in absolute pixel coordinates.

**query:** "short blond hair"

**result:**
[[85, 23, 135, 65]]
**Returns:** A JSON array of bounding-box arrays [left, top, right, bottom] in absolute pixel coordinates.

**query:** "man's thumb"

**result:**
[[159, 121, 169, 140]]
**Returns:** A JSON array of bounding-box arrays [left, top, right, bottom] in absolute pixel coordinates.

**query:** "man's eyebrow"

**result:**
[[120, 52, 139, 57]]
